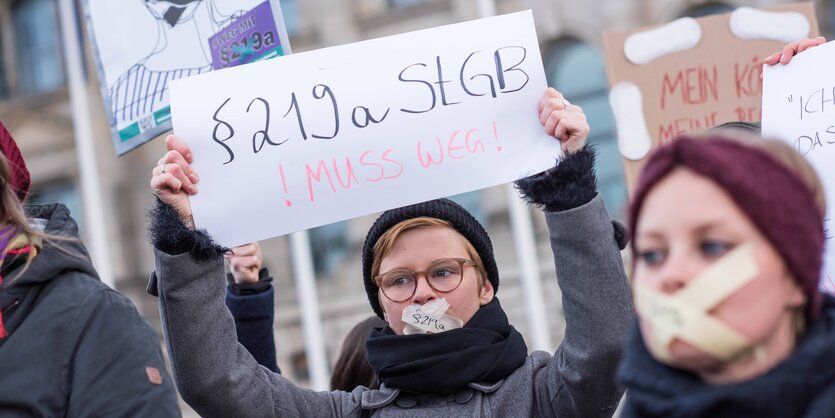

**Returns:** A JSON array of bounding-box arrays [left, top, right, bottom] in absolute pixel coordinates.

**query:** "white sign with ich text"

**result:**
[[762, 39, 835, 295]]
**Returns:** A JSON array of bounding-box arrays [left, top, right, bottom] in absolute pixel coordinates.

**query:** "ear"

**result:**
[[479, 278, 495, 305], [782, 273, 807, 309]]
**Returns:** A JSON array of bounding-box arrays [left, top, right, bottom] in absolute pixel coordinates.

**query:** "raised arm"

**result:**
[[149, 136, 362, 417], [225, 242, 280, 374], [515, 89, 633, 418]]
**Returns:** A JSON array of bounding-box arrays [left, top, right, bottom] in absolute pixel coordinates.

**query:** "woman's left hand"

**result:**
[[538, 87, 589, 154], [226, 243, 263, 284]]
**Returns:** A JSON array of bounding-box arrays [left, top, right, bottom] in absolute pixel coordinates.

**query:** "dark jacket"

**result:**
[[0, 203, 180, 417], [148, 146, 634, 417], [618, 294, 835, 418]]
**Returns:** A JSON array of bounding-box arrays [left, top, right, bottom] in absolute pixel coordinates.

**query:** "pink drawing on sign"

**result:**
[[463, 128, 485, 153], [417, 138, 445, 168], [446, 131, 466, 160], [279, 164, 292, 207], [492, 121, 501, 151]]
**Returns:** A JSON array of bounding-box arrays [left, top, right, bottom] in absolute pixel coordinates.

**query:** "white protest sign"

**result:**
[[170, 10, 560, 248], [762, 40, 835, 295]]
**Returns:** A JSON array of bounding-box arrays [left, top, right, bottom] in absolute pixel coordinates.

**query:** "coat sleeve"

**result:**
[[226, 272, 280, 374], [65, 287, 181, 417], [155, 249, 363, 418], [517, 146, 633, 418], [535, 195, 632, 417]]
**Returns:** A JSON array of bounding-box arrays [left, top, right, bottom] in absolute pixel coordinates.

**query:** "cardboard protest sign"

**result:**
[[81, 0, 291, 156], [762, 40, 835, 295], [169, 10, 560, 248], [602, 3, 818, 190]]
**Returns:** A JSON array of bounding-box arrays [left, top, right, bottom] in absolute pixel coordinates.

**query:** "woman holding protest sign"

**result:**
[[147, 87, 633, 417], [616, 128, 835, 416]]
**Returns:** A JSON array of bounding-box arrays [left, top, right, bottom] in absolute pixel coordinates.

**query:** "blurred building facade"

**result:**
[[0, 0, 828, 391]]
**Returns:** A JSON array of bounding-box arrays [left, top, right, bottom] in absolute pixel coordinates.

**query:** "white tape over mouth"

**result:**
[[730, 7, 810, 43], [609, 82, 652, 160], [624, 17, 702, 65], [635, 244, 761, 364], [402, 298, 464, 335]]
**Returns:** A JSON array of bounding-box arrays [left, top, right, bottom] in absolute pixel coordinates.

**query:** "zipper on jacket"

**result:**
[[2, 299, 20, 315]]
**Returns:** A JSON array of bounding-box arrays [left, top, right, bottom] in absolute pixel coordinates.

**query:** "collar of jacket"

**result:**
[[360, 379, 506, 409]]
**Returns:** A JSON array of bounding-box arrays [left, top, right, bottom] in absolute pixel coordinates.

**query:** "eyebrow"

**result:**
[[638, 218, 737, 241]]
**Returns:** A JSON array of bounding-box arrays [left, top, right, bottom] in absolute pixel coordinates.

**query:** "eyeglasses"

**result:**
[[375, 258, 477, 303]]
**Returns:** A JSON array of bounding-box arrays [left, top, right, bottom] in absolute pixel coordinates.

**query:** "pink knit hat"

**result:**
[[629, 136, 824, 322]]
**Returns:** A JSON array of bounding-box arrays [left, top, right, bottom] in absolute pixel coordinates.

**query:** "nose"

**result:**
[[656, 249, 698, 295], [412, 274, 438, 305]]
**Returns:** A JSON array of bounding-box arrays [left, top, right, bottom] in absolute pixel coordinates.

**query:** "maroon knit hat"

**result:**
[[0, 121, 30, 202], [629, 136, 824, 322]]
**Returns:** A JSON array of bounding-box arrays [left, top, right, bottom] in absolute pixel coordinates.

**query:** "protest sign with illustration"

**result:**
[[169, 10, 559, 248], [603, 3, 818, 190], [82, 0, 291, 156], [762, 40, 835, 295]]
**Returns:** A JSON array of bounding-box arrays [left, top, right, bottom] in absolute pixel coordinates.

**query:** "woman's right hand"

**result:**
[[764, 36, 826, 65], [150, 135, 199, 228]]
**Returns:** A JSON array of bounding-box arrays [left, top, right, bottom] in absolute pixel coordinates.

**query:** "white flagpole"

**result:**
[[506, 187, 552, 351], [57, 0, 115, 288], [289, 231, 329, 390], [476, 0, 552, 351]]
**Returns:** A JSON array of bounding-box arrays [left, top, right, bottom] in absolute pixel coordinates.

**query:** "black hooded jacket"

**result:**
[[0, 204, 179, 417]]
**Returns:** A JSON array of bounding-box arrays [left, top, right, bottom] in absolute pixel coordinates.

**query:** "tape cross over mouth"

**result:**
[[401, 298, 464, 335], [635, 244, 761, 363]]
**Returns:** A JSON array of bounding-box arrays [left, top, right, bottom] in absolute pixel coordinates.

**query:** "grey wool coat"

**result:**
[[151, 193, 633, 418]]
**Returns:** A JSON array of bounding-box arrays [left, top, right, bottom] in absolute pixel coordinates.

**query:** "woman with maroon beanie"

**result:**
[[618, 133, 835, 417]]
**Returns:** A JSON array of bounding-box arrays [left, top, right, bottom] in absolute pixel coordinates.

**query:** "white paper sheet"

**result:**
[[762, 40, 835, 295], [169, 10, 560, 247]]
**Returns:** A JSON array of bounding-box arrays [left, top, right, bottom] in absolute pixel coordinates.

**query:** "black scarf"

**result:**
[[366, 298, 527, 395], [618, 295, 835, 418]]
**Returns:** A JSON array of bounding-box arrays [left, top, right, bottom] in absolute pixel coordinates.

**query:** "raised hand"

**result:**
[[150, 135, 199, 227], [764, 36, 826, 66], [226, 243, 263, 284], [538, 87, 589, 154]]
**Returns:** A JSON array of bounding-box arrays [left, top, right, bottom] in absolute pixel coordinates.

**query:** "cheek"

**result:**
[[445, 280, 483, 323], [381, 299, 407, 334], [711, 271, 789, 341], [631, 255, 669, 288]]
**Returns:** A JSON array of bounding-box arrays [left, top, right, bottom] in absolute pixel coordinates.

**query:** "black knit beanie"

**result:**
[[362, 198, 499, 320]]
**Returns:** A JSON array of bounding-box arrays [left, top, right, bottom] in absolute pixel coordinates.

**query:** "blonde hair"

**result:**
[[0, 154, 79, 284], [371, 216, 488, 287]]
